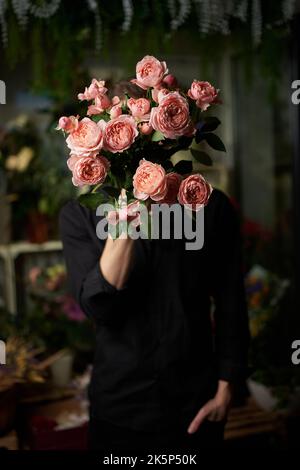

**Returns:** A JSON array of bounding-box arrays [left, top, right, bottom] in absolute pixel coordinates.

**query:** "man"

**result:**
[[59, 186, 250, 451]]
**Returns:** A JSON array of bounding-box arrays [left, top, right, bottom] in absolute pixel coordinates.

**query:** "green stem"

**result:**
[[92, 183, 101, 193]]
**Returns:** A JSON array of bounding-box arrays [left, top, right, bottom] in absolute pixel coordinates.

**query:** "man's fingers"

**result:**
[[187, 404, 211, 434], [105, 235, 134, 249]]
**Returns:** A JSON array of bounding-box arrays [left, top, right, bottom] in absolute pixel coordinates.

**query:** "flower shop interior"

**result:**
[[0, 0, 300, 452]]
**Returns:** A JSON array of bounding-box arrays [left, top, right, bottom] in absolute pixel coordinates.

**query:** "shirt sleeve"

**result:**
[[210, 191, 251, 383], [58, 200, 127, 327]]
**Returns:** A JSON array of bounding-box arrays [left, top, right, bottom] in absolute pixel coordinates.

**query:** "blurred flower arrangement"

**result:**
[[0, 115, 40, 209], [227, 199, 299, 405], [26, 263, 94, 355], [245, 265, 290, 339], [0, 114, 75, 242], [244, 264, 299, 407]]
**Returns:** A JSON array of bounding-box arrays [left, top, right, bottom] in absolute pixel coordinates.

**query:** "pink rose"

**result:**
[[149, 92, 194, 139], [177, 173, 213, 210], [106, 200, 141, 228], [160, 172, 183, 204], [78, 79, 107, 101], [67, 155, 110, 187], [112, 95, 126, 106], [157, 88, 170, 104], [109, 96, 124, 118], [131, 55, 168, 89], [87, 95, 111, 115], [56, 115, 79, 133], [187, 80, 220, 111], [139, 122, 153, 135], [151, 87, 169, 103], [109, 104, 122, 119], [133, 159, 167, 201], [112, 96, 121, 105], [127, 98, 151, 119], [66, 118, 106, 157], [152, 88, 170, 103], [103, 114, 138, 153], [163, 74, 178, 88]]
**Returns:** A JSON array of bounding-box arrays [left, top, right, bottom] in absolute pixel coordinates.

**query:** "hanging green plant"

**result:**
[[0, 1, 296, 102]]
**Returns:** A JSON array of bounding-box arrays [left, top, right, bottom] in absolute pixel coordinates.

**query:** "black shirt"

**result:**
[[59, 187, 250, 433]]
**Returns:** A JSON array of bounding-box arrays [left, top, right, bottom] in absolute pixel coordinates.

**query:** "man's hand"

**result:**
[[100, 235, 135, 290], [187, 380, 233, 434]]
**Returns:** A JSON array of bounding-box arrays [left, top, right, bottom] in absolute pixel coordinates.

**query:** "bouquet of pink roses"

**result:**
[[57, 55, 225, 234]]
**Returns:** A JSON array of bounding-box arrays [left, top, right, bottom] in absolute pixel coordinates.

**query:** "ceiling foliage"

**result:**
[[0, 1, 297, 100]]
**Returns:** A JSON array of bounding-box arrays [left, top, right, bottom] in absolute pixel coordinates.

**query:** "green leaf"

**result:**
[[204, 133, 226, 152], [201, 117, 221, 132], [146, 88, 153, 100], [152, 130, 165, 142], [91, 112, 110, 123], [190, 149, 213, 166], [174, 160, 193, 174], [78, 192, 109, 209], [161, 159, 174, 171], [177, 135, 194, 149], [195, 129, 205, 144]]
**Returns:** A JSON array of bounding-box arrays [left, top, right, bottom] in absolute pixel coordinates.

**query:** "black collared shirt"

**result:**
[[59, 188, 250, 433]]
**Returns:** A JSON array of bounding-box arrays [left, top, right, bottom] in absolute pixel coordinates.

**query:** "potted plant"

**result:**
[[26, 264, 94, 386], [245, 264, 300, 411]]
